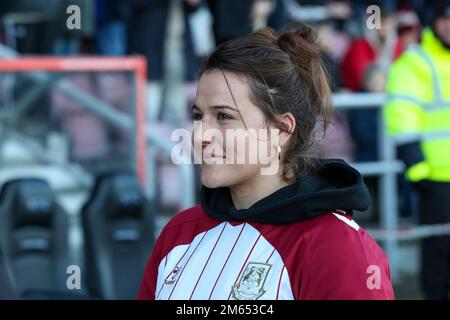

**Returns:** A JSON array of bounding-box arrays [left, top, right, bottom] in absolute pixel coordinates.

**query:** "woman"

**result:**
[[138, 23, 394, 300]]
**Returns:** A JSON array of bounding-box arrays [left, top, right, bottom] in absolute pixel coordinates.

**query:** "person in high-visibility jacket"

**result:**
[[384, 1, 450, 300]]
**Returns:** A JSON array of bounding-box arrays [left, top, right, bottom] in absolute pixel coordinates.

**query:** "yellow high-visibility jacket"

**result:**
[[384, 27, 450, 182]]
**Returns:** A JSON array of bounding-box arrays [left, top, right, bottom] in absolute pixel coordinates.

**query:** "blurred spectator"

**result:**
[[127, 0, 170, 122], [127, 0, 203, 123], [183, 1, 211, 124], [285, 1, 352, 63], [267, 0, 288, 31], [395, 9, 421, 54], [95, 0, 130, 56], [250, 0, 287, 31], [184, 0, 204, 80], [340, 11, 398, 92], [342, 8, 419, 163], [312, 20, 354, 163], [348, 63, 386, 162], [92, 1, 133, 163], [384, 0, 450, 299], [316, 21, 342, 90], [207, 0, 285, 46], [250, 0, 274, 30], [285, 0, 352, 23], [207, 0, 254, 45]]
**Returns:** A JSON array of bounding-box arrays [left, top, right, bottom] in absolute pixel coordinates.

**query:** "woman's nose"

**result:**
[[192, 120, 212, 150]]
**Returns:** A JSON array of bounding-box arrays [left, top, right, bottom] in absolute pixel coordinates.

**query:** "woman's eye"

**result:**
[[193, 112, 203, 121], [217, 112, 233, 121]]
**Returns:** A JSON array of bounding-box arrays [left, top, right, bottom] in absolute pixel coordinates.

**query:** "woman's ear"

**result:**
[[276, 112, 296, 146]]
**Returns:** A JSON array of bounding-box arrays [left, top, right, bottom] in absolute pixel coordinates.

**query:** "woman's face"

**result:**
[[192, 70, 278, 189], [435, 17, 450, 47]]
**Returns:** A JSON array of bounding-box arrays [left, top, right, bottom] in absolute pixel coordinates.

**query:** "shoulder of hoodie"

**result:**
[[155, 204, 220, 249], [250, 209, 377, 252], [161, 204, 218, 232], [159, 205, 376, 251]]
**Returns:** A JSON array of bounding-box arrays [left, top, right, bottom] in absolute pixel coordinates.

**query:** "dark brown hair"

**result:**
[[198, 23, 333, 182]]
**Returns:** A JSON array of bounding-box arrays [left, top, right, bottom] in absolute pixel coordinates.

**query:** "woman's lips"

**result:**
[[202, 154, 226, 162]]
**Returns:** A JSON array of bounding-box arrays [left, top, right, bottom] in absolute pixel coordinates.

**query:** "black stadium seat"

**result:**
[[0, 178, 69, 297], [81, 171, 154, 299], [0, 247, 17, 299]]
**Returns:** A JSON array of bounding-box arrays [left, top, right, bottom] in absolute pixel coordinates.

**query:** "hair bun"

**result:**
[[276, 23, 321, 62]]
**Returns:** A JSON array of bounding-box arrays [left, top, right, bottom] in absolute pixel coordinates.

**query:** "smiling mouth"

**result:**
[[203, 154, 226, 159], [202, 154, 226, 164]]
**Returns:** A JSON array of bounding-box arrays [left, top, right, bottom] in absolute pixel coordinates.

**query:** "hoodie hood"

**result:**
[[201, 159, 370, 224]]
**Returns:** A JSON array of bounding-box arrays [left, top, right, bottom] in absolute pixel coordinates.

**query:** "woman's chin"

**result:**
[[201, 174, 226, 189], [201, 167, 233, 188]]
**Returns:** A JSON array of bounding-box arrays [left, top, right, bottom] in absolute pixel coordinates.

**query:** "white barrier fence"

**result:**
[[366, 223, 450, 241]]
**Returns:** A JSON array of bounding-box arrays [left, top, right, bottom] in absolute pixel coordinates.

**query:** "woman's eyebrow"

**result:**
[[209, 105, 239, 112], [192, 104, 239, 113]]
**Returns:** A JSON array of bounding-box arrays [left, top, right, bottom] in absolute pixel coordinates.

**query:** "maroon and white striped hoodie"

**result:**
[[137, 160, 394, 300]]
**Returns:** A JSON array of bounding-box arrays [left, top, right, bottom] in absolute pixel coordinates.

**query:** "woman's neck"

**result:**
[[228, 174, 290, 210]]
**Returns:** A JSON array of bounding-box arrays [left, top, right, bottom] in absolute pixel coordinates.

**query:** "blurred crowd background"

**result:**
[[0, 0, 449, 300]]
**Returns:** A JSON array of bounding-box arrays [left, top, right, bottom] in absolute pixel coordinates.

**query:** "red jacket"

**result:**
[[341, 38, 403, 91]]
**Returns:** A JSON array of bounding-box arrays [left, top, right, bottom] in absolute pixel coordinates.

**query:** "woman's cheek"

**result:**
[[200, 163, 236, 188]]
